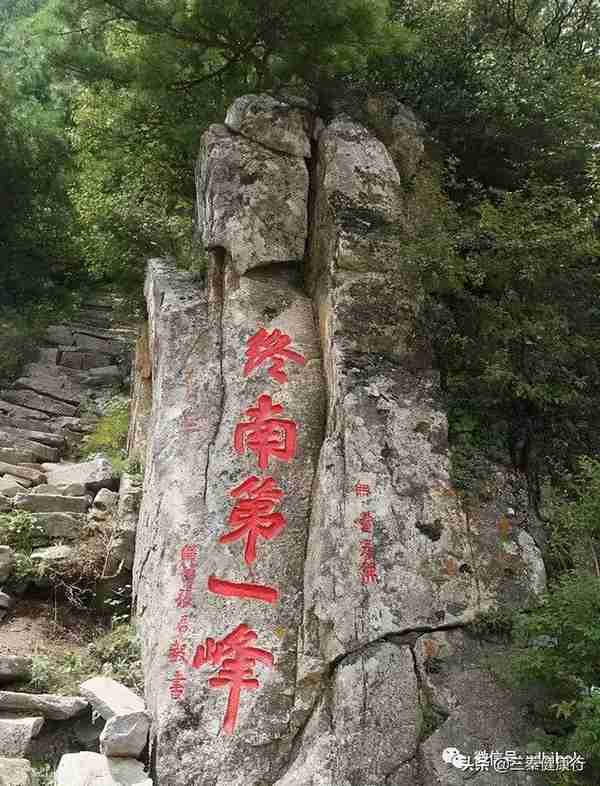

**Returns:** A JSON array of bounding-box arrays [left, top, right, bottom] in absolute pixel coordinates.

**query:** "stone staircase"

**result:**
[[0, 297, 140, 772]]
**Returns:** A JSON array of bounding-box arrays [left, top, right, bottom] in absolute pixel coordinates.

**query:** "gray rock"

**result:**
[[0, 425, 65, 450], [100, 711, 150, 758], [13, 494, 88, 514], [46, 325, 74, 345], [0, 450, 36, 467], [0, 477, 24, 498], [43, 458, 117, 493], [0, 715, 43, 757], [225, 94, 314, 157], [0, 691, 88, 720], [197, 123, 308, 274], [60, 348, 115, 370], [84, 366, 122, 387], [0, 414, 61, 438], [38, 347, 59, 364], [0, 495, 11, 513], [0, 757, 37, 786], [30, 545, 75, 565], [0, 390, 78, 418], [79, 677, 145, 720], [55, 753, 152, 786], [0, 434, 58, 464], [31, 483, 86, 497], [111, 474, 142, 570], [0, 464, 45, 485], [0, 592, 14, 611], [0, 657, 31, 684], [0, 547, 14, 583], [94, 488, 119, 512], [29, 513, 85, 540]]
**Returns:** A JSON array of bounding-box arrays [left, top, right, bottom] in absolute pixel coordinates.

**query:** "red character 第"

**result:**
[[191, 623, 273, 734], [219, 476, 286, 564], [244, 328, 306, 384], [234, 394, 297, 470]]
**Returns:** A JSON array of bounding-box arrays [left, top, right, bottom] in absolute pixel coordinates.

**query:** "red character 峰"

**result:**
[[191, 623, 273, 733], [219, 476, 286, 564], [244, 328, 306, 384], [234, 394, 297, 470]]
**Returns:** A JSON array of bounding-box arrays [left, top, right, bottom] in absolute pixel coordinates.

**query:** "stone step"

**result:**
[[59, 347, 114, 370], [29, 512, 86, 539], [0, 464, 45, 484], [0, 477, 25, 497], [14, 375, 84, 407], [0, 400, 49, 423], [0, 390, 77, 418], [0, 716, 43, 757], [0, 756, 37, 786], [41, 458, 117, 493], [14, 494, 88, 514], [0, 449, 36, 467], [2, 474, 31, 489], [0, 414, 64, 437], [45, 325, 74, 346], [0, 422, 66, 450], [73, 332, 125, 355], [0, 434, 59, 464]]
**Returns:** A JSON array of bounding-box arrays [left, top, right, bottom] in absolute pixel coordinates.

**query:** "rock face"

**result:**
[[132, 96, 547, 786]]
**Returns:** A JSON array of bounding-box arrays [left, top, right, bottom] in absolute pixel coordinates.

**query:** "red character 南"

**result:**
[[244, 328, 306, 384], [191, 623, 273, 733], [219, 476, 286, 564], [234, 394, 297, 470]]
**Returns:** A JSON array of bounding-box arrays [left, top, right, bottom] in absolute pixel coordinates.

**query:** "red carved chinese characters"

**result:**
[[208, 576, 278, 604], [234, 394, 297, 470], [169, 670, 186, 700], [191, 624, 273, 734], [244, 328, 306, 384], [167, 640, 187, 664], [220, 476, 286, 564], [167, 544, 198, 700], [354, 482, 371, 498]]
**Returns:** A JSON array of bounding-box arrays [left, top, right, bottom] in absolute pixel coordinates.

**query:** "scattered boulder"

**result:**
[[0, 756, 37, 786], [100, 712, 149, 758], [79, 677, 145, 720], [0, 691, 88, 720], [0, 547, 14, 583], [13, 494, 88, 514], [0, 426, 65, 450], [43, 457, 117, 493], [0, 715, 43, 757], [55, 752, 152, 786], [31, 545, 76, 567], [14, 375, 83, 407], [0, 657, 31, 685], [94, 488, 119, 512]]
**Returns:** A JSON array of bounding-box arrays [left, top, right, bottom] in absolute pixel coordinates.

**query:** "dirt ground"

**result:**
[[0, 598, 109, 658]]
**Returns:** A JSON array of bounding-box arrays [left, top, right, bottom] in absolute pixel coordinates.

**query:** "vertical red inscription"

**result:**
[[169, 670, 186, 700], [354, 482, 371, 498], [234, 394, 298, 470], [219, 476, 286, 564], [191, 623, 273, 734], [244, 328, 306, 384]]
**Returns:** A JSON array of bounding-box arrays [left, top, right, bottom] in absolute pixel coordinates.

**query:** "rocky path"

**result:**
[[0, 297, 152, 783]]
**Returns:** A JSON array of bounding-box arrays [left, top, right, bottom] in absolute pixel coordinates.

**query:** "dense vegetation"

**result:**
[[1, 0, 600, 781]]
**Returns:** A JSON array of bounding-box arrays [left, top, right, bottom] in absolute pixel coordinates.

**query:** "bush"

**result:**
[[81, 398, 130, 472], [0, 511, 48, 553]]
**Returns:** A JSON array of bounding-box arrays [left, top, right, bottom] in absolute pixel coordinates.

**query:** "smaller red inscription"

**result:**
[[244, 328, 306, 384], [167, 640, 188, 664], [357, 511, 374, 533], [234, 394, 297, 470], [354, 482, 371, 498], [175, 615, 190, 636], [191, 623, 273, 733], [183, 414, 202, 432], [180, 544, 198, 563], [359, 540, 377, 584], [220, 476, 286, 565], [169, 670, 186, 700], [175, 586, 193, 608], [208, 576, 279, 604]]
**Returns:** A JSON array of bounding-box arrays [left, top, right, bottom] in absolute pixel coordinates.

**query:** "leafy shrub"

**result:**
[[0, 511, 48, 553], [81, 398, 130, 472]]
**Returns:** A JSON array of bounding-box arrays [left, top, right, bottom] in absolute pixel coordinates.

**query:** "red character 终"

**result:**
[[219, 476, 286, 564], [191, 623, 273, 733], [234, 394, 297, 470], [244, 328, 306, 384]]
